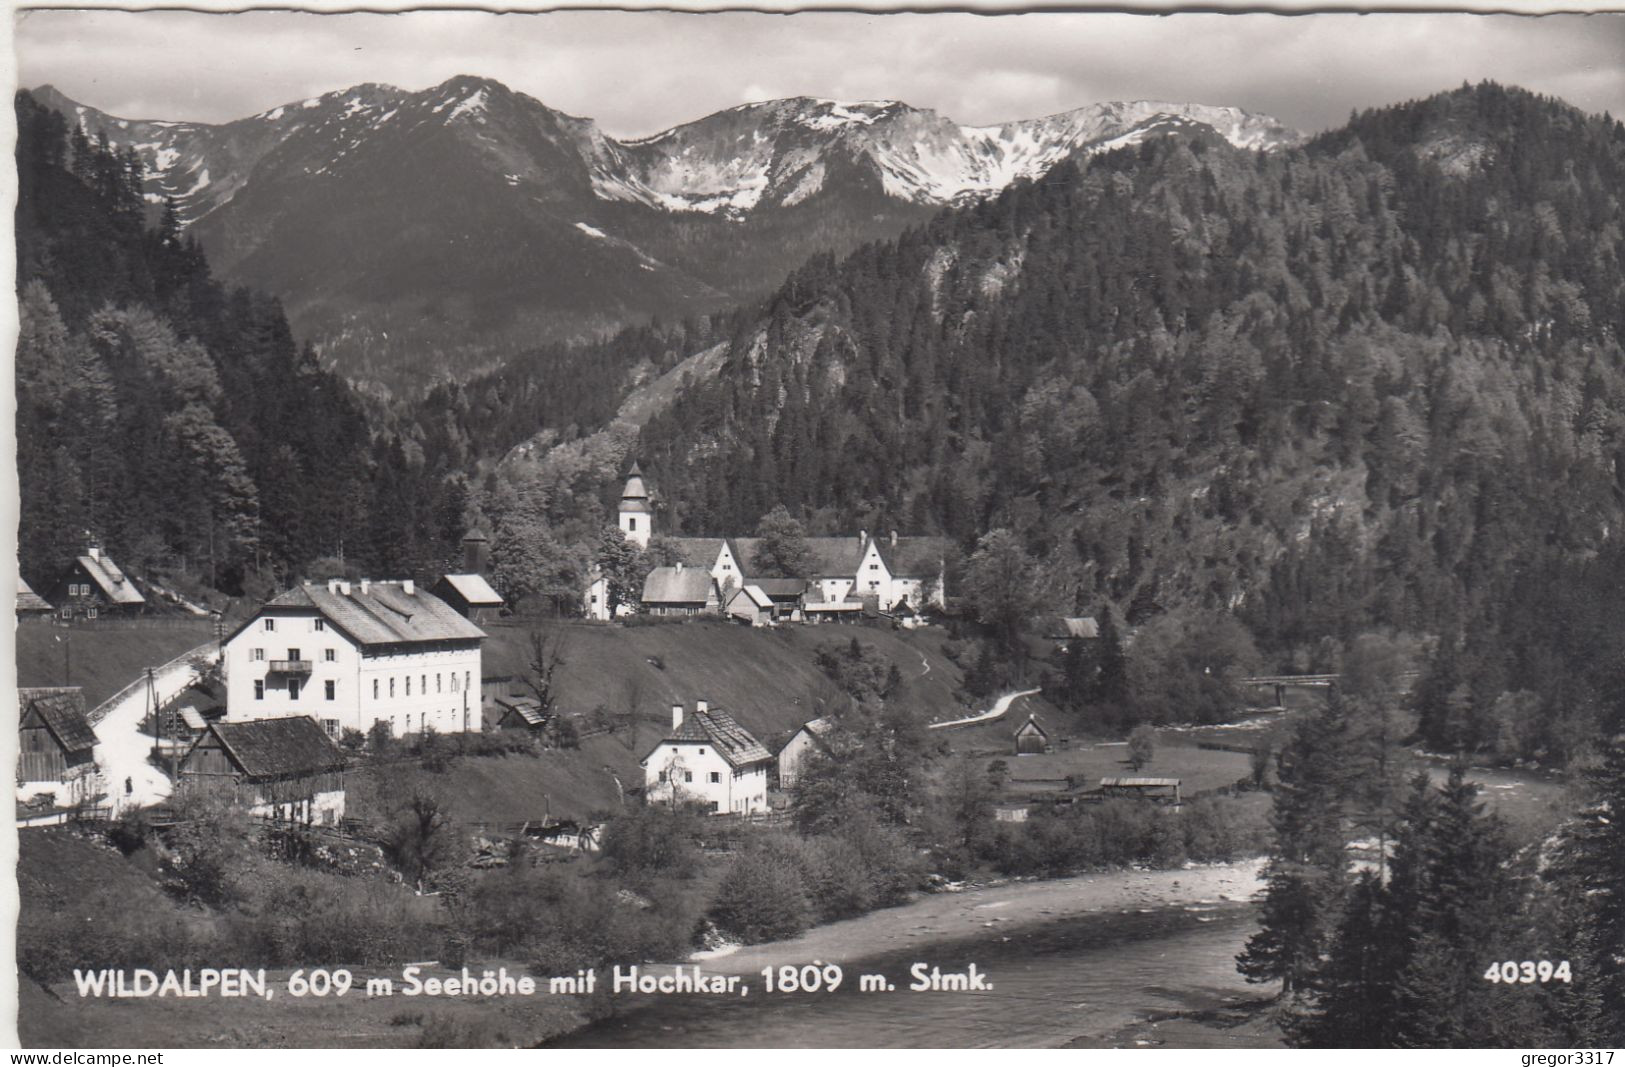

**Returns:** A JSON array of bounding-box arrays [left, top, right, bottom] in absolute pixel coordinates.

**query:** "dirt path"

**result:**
[[93, 645, 218, 814], [928, 688, 1041, 730]]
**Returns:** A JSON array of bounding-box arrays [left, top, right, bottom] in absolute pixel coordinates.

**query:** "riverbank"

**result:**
[[683, 858, 1267, 978], [24, 859, 1267, 1048], [552, 858, 1270, 1048]]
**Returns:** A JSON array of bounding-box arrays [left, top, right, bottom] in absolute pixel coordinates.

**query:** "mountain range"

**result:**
[[32, 77, 1298, 391]]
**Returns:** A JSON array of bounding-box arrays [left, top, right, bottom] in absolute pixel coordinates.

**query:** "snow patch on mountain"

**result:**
[[447, 90, 488, 123]]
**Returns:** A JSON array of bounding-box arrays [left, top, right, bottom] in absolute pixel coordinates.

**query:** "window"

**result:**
[[252, 648, 265, 662], [436, 674, 442, 693], [709, 772, 720, 784], [451, 674, 459, 692], [684, 771, 693, 783], [406, 677, 412, 696], [254, 680, 264, 700], [870, 563, 879, 571], [325, 680, 336, 701], [265, 619, 276, 631], [373, 679, 379, 699], [313, 618, 325, 631], [288, 648, 301, 662], [422, 675, 427, 694], [465, 671, 471, 693], [322, 719, 339, 739], [658, 770, 668, 783], [288, 679, 301, 700], [86, 607, 97, 620], [389, 678, 396, 698], [325, 649, 336, 662], [629, 517, 637, 531]]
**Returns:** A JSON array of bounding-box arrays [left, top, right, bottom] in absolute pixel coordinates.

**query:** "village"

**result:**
[[18, 464, 1229, 840]]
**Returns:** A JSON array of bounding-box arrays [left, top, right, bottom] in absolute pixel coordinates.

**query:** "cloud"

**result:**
[[14, 10, 1625, 137]]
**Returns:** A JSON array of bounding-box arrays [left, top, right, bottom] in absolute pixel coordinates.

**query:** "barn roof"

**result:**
[[1014, 715, 1049, 738], [75, 553, 146, 605], [19, 688, 96, 753], [16, 576, 53, 613], [642, 565, 716, 604], [237, 581, 486, 647], [496, 697, 546, 726], [731, 585, 773, 609], [653, 707, 772, 768], [436, 573, 504, 607], [202, 717, 345, 780], [1099, 777, 1181, 788], [750, 577, 807, 598]]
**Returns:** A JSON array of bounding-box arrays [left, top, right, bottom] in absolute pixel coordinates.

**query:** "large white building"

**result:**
[[642, 700, 772, 815], [222, 578, 486, 739]]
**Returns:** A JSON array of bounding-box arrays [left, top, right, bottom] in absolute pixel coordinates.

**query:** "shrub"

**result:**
[[708, 836, 812, 944], [600, 804, 699, 882]]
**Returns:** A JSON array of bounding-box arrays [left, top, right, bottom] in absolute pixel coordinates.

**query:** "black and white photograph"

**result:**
[[8, 4, 1625, 1051]]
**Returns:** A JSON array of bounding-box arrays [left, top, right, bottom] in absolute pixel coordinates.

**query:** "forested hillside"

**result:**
[[14, 91, 468, 594]]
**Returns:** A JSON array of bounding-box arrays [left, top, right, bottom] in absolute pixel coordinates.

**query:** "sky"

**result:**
[[11, 9, 1625, 139]]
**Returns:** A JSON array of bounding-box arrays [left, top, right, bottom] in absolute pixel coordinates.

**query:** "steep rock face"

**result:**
[[34, 77, 1298, 391]]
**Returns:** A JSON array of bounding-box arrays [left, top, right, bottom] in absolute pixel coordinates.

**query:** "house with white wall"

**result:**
[[642, 700, 771, 814], [776, 716, 835, 790], [222, 578, 486, 739]]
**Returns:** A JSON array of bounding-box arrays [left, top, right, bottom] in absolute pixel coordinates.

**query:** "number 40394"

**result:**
[[1483, 960, 1572, 984]]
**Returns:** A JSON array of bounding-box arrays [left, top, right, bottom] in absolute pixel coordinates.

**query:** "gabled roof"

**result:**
[[234, 581, 486, 647], [496, 697, 546, 726], [75, 553, 145, 605], [651, 707, 772, 768], [17, 576, 53, 613], [642, 566, 717, 604], [1099, 777, 1181, 788], [200, 716, 345, 780], [435, 573, 504, 607], [1014, 714, 1049, 739], [18, 688, 96, 753], [667, 537, 728, 569], [730, 585, 773, 610], [750, 577, 807, 598], [869, 536, 950, 578]]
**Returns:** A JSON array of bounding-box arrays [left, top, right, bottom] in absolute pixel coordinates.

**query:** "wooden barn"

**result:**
[[1099, 777, 1182, 804], [1013, 714, 1052, 755], [179, 716, 347, 826], [494, 696, 546, 731], [17, 687, 102, 812]]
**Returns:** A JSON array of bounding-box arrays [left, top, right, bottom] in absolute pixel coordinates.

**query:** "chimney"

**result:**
[[360, 579, 370, 596], [859, 529, 867, 547], [674, 560, 684, 573], [339, 580, 352, 596], [88, 544, 101, 562], [671, 702, 684, 729], [463, 531, 490, 575], [328, 579, 340, 593], [696, 699, 709, 715], [403, 579, 416, 595], [890, 530, 898, 547]]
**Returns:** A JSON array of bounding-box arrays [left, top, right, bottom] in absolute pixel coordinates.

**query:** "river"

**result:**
[[547, 899, 1269, 1048]]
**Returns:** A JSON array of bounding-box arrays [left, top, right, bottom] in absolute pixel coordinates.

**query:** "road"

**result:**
[[928, 688, 1042, 730], [92, 643, 219, 814]]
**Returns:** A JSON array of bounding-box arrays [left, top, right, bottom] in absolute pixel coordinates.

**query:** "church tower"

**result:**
[[619, 462, 651, 548]]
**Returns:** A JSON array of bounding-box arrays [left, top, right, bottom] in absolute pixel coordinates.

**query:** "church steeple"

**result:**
[[619, 462, 651, 548]]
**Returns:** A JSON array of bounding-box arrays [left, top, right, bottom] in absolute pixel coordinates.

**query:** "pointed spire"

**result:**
[[622, 462, 648, 501]]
